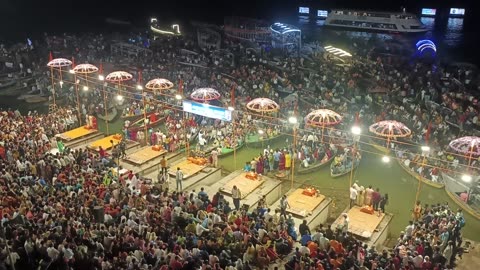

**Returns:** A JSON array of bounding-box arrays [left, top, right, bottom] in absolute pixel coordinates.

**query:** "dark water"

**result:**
[[290, 15, 479, 66]]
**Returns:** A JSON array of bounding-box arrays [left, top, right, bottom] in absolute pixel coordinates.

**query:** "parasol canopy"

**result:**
[[190, 88, 221, 101], [105, 71, 133, 82], [47, 58, 72, 67], [246, 98, 279, 112], [73, 64, 99, 74], [145, 78, 174, 91], [305, 109, 342, 127], [449, 136, 480, 156], [369, 120, 411, 138]]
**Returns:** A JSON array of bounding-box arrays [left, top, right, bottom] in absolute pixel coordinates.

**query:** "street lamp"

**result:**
[[289, 116, 298, 189], [137, 85, 143, 90], [258, 129, 264, 135], [382, 156, 390, 163], [116, 95, 123, 101], [98, 75, 105, 81], [414, 145, 431, 207], [69, 69, 75, 74], [83, 86, 89, 91], [228, 106, 235, 111], [175, 94, 182, 100], [349, 126, 361, 189]]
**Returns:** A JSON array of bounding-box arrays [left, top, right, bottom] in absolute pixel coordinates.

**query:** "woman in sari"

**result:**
[[279, 151, 286, 171], [256, 155, 264, 174]]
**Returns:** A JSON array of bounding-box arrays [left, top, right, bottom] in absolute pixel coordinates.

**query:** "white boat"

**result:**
[[325, 10, 428, 33]]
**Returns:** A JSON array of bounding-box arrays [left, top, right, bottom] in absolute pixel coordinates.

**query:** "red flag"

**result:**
[[178, 79, 184, 95], [425, 121, 432, 144], [138, 70, 143, 84], [230, 83, 236, 107], [48, 51, 53, 62], [99, 63, 103, 74], [71, 56, 75, 68], [355, 112, 360, 125]]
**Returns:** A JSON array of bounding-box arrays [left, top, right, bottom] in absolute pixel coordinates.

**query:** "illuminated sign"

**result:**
[[317, 10, 328, 17], [299, 7, 310, 14], [450, 8, 465, 16], [421, 8, 436, 16], [182, 100, 232, 122]]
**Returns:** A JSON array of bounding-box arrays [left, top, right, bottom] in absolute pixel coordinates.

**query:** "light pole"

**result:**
[[349, 126, 361, 188], [70, 69, 82, 125], [228, 106, 236, 170], [98, 75, 109, 135], [176, 94, 188, 156], [461, 174, 472, 204], [414, 145, 430, 206], [288, 116, 298, 190], [138, 84, 148, 146]]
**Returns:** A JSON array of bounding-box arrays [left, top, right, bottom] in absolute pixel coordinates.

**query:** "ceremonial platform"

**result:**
[[55, 126, 104, 148], [165, 157, 222, 191], [122, 149, 183, 177], [87, 134, 139, 152], [331, 206, 393, 249], [271, 188, 332, 229], [123, 146, 167, 165], [198, 170, 283, 211]]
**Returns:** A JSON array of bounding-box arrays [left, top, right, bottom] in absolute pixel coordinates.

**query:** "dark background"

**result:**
[[0, 0, 477, 41]]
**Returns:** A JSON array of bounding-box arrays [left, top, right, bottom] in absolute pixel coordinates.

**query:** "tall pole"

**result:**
[[50, 66, 56, 111], [414, 155, 427, 205], [103, 83, 109, 135], [142, 88, 148, 146], [349, 140, 356, 188], [75, 74, 81, 125], [291, 126, 296, 189], [232, 111, 237, 170]]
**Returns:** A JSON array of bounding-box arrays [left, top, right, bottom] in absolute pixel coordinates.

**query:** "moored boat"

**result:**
[[245, 133, 283, 148], [396, 157, 444, 189], [127, 112, 164, 132], [330, 149, 362, 178], [297, 148, 337, 174]]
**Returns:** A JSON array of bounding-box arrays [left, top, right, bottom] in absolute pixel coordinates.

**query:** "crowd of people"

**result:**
[[1, 13, 478, 269]]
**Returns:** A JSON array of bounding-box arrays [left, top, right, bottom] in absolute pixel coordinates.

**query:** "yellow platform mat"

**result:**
[[221, 173, 263, 199], [286, 189, 326, 217], [168, 159, 205, 179], [332, 206, 385, 239], [88, 134, 122, 151], [56, 126, 97, 141], [124, 147, 167, 165]]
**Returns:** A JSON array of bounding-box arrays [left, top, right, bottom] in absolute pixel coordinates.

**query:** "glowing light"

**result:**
[[382, 156, 391, 163], [351, 126, 361, 135], [137, 85, 143, 90], [227, 106, 235, 111], [116, 95, 123, 101], [288, 116, 298, 124], [324, 46, 352, 57], [69, 69, 75, 74], [59, 81, 64, 86], [258, 130, 264, 135], [75, 79, 80, 84], [421, 146, 431, 152], [98, 75, 104, 81], [416, 40, 437, 53], [175, 94, 182, 100], [461, 175, 472, 183], [83, 86, 89, 91]]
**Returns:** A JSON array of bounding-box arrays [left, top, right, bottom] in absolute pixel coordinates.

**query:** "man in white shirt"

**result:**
[[232, 185, 241, 210], [350, 186, 358, 208]]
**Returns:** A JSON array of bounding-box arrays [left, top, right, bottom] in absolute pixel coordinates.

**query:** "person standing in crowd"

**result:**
[[211, 148, 218, 168], [232, 185, 241, 210], [160, 155, 167, 175], [299, 220, 311, 237], [176, 167, 183, 192], [349, 184, 358, 208], [280, 194, 290, 218], [380, 193, 389, 213], [372, 188, 381, 211]]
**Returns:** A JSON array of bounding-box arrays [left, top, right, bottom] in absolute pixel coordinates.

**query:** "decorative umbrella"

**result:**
[[369, 120, 411, 147], [369, 120, 411, 138], [47, 58, 73, 110], [72, 64, 99, 74], [449, 136, 480, 168], [246, 98, 279, 113], [105, 71, 133, 82], [190, 87, 221, 102], [145, 78, 174, 92], [105, 71, 133, 103], [305, 109, 342, 142]]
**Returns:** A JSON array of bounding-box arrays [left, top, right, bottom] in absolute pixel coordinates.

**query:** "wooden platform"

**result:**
[[197, 170, 283, 211], [220, 172, 264, 199], [124, 147, 167, 165], [88, 134, 123, 151], [332, 206, 385, 239], [286, 189, 326, 217], [168, 159, 205, 179], [56, 126, 98, 141]]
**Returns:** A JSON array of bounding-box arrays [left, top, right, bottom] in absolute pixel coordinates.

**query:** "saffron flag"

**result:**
[[178, 79, 184, 95], [48, 51, 53, 62], [138, 70, 143, 84], [71, 57, 75, 68]]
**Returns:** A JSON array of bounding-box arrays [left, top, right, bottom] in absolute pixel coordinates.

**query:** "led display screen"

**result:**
[[317, 10, 328, 17], [421, 8, 436, 16], [299, 7, 310, 14], [450, 8, 465, 16]]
